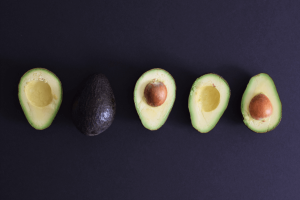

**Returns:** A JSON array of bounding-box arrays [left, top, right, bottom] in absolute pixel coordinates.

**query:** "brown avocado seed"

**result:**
[[249, 93, 273, 120], [144, 80, 167, 107]]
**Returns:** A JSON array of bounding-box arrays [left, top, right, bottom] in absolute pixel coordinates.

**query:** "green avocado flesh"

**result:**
[[72, 74, 116, 136], [241, 73, 282, 133], [18, 68, 62, 130], [134, 68, 176, 130], [188, 74, 230, 133]]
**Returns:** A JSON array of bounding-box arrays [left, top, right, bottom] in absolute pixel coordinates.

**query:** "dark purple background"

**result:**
[[1, 0, 300, 199]]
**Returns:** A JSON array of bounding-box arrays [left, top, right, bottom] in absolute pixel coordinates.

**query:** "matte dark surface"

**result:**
[[1, 0, 300, 199], [72, 74, 116, 136]]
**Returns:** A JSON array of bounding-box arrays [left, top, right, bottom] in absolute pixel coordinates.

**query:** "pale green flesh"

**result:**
[[18, 68, 62, 130], [241, 73, 281, 133], [134, 68, 176, 130], [188, 74, 230, 133]]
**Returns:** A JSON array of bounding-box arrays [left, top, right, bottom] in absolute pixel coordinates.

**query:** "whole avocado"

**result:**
[[72, 74, 116, 136]]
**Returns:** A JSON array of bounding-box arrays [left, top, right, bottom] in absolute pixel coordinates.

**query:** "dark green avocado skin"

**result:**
[[72, 74, 116, 136]]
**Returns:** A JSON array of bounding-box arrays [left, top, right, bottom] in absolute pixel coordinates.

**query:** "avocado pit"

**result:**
[[144, 80, 167, 107], [249, 93, 273, 120]]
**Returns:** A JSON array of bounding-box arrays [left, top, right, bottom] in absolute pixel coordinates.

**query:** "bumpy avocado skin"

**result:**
[[72, 74, 116, 136]]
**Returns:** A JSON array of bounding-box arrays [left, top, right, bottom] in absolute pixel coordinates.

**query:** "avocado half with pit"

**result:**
[[134, 68, 176, 130], [241, 73, 282, 133], [188, 73, 230, 133], [18, 68, 62, 130]]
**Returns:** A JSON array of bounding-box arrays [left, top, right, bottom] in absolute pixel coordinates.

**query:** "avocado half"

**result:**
[[241, 73, 282, 133], [188, 73, 230, 133], [134, 68, 176, 130], [72, 74, 116, 136], [18, 68, 62, 130]]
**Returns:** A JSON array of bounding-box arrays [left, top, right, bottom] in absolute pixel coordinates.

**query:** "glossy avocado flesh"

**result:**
[[134, 68, 176, 130], [18, 68, 62, 130], [188, 74, 230, 133], [241, 73, 281, 133], [72, 74, 116, 136]]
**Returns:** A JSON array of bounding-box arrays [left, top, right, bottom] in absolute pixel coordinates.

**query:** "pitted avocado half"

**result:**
[[18, 68, 62, 130], [188, 74, 230, 133]]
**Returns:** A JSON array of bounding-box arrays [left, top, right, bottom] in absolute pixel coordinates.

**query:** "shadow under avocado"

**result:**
[[214, 65, 251, 125], [166, 65, 202, 127]]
